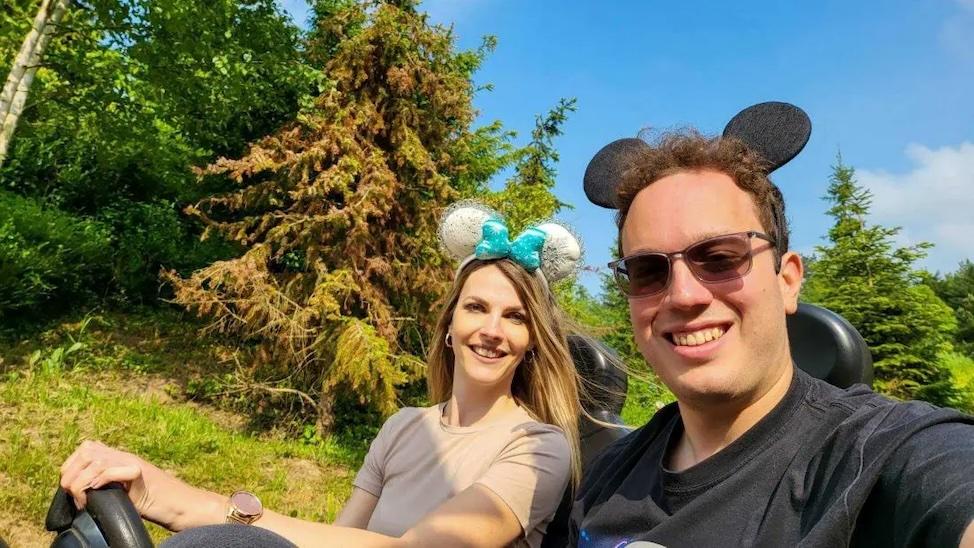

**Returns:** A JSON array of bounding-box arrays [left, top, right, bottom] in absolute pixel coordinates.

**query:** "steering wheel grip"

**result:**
[[46, 483, 153, 548]]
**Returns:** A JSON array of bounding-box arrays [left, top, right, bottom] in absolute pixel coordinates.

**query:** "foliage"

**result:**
[[0, 0, 313, 305], [0, 190, 112, 319], [484, 98, 576, 232], [166, 0, 488, 432], [98, 199, 238, 300], [450, 119, 518, 198], [802, 158, 960, 407], [928, 260, 974, 357], [0, 1, 38, 64], [23, 314, 95, 375], [942, 351, 974, 413]]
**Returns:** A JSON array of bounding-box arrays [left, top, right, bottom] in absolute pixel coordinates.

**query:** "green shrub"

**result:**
[[943, 351, 974, 413], [98, 199, 237, 302], [0, 191, 113, 320]]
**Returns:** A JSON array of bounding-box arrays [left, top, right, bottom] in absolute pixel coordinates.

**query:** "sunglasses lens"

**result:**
[[618, 254, 670, 297], [686, 234, 752, 282]]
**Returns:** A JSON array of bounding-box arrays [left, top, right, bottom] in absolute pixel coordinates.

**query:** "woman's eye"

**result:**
[[508, 313, 527, 324], [464, 302, 485, 312]]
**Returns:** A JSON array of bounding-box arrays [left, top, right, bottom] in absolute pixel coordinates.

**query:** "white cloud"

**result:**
[[857, 142, 974, 273]]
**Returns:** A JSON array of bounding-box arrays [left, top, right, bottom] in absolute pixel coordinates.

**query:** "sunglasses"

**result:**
[[608, 231, 777, 298]]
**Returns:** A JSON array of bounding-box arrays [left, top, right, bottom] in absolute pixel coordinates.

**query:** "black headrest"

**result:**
[[788, 303, 873, 388], [568, 335, 628, 416]]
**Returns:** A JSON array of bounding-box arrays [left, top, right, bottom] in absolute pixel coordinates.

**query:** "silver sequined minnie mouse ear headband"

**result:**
[[438, 201, 584, 286]]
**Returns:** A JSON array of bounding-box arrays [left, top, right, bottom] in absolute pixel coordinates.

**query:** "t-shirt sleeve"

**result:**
[[873, 419, 974, 547], [352, 410, 406, 497], [476, 424, 572, 538]]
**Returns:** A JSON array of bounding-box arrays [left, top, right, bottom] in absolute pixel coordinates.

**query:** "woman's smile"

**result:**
[[468, 344, 508, 360]]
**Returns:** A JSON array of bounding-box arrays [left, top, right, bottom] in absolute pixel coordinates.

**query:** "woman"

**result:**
[[59, 203, 584, 547]]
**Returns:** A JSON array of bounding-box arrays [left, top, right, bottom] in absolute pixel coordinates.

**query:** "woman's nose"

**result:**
[[478, 314, 504, 340]]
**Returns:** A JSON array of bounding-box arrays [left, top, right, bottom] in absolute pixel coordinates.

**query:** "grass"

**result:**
[[0, 309, 360, 547]]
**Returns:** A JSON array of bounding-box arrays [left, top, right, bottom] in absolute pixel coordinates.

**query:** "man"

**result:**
[[568, 104, 974, 547]]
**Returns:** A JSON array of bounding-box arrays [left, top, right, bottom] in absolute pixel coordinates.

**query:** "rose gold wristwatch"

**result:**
[[226, 490, 263, 525]]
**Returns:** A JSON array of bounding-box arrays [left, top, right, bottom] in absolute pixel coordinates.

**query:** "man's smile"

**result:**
[[668, 325, 727, 347]]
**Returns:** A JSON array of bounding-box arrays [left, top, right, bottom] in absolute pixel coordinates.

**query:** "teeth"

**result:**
[[672, 326, 725, 347], [472, 346, 505, 359]]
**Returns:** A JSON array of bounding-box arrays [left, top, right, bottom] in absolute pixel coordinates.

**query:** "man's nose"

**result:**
[[666, 259, 714, 309]]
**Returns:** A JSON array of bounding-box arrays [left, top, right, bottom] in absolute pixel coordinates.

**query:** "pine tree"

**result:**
[[165, 0, 488, 431], [802, 158, 959, 406], [485, 98, 576, 232]]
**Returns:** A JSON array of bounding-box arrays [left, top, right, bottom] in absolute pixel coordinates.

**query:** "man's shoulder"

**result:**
[[796, 374, 974, 475], [801, 373, 969, 426]]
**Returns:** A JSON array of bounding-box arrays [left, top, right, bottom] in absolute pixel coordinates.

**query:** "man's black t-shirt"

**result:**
[[568, 368, 974, 547]]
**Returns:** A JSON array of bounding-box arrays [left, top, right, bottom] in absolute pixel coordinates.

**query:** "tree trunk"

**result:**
[[0, 0, 72, 166], [316, 387, 335, 436]]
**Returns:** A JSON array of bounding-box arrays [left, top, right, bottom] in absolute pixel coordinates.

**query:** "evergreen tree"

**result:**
[[166, 0, 488, 432], [802, 158, 959, 406], [485, 98, 576, 232]]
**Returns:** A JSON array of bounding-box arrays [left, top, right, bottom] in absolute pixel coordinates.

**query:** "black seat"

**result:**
[[789, 303, 873, 388], [568, 335, 631, 469]]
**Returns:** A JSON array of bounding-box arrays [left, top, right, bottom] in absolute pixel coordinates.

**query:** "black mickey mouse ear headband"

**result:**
[[583, 101, 812, 209]]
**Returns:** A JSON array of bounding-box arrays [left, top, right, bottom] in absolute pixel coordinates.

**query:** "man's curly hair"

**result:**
[[615, 130, 789, 268]]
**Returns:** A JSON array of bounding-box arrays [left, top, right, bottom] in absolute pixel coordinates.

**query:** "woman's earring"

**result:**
[[445, 332, 453, 348], [525, 349, 535, 363]]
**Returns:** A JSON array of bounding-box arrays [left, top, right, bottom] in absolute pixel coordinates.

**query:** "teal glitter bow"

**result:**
[[474, 219, 547, 272]]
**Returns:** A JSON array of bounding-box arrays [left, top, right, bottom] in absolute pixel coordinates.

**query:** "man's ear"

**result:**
[[778, 251, 803, 314]]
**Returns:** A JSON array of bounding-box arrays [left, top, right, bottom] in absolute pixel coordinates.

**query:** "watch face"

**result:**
[[230, 491, 262, 516]]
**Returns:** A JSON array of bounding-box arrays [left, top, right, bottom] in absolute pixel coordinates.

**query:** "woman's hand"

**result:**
[[59, 440, 223, 531]]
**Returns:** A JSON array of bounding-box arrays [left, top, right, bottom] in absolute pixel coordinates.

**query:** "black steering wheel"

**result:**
[[46, 483, 153, 548]]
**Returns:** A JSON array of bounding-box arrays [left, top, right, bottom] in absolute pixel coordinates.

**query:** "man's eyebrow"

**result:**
[[687, 230, 732, 243], [626, 230, 736, 254]]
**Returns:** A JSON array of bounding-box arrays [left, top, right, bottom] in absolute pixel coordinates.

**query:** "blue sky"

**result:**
[[280, 0, 974, 294]]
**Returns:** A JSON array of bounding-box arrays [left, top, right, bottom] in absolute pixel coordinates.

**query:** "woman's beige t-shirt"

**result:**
[[352, 404, 571, 547]]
